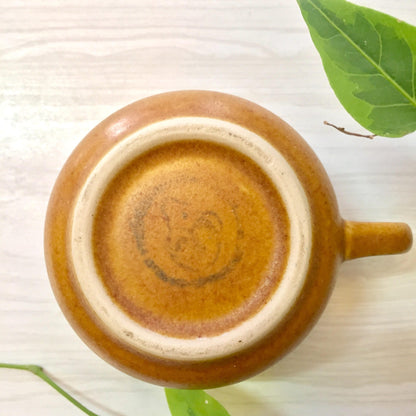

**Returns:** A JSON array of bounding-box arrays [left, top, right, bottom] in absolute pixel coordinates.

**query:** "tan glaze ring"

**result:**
[[44, 91, 413, 389]]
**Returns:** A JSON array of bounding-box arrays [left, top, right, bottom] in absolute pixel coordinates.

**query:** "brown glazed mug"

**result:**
[[44, 91, 412, 388]]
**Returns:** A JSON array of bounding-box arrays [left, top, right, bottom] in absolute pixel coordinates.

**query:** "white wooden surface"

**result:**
[[1, 1, 415, 415]]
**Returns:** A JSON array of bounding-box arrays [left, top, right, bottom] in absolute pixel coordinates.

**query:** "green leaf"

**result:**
[[165, 389, 231, 416], [297, 0, 416, 137]]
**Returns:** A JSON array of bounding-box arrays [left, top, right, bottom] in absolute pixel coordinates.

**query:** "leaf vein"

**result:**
[[371, 103, 414, 109], [363, 15, 382, 64], [377, 27, 382, 66]]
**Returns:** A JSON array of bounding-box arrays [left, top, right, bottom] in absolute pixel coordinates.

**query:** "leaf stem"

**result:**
[[324, 121, 376, 139], [0, 363, 100, 416]]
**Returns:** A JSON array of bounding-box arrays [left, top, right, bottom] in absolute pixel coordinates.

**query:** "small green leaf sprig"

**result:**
[[0, 362, 230, 416], [0, 363, 100, 416]]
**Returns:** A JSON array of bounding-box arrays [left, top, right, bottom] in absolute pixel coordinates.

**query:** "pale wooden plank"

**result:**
[[1, 0, 415, 415]]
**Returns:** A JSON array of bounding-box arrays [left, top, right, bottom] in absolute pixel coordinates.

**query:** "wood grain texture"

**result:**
[[1, 0, 415, 415]]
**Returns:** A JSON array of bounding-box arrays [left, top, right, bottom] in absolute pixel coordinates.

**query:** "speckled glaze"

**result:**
[[44, 91, 412, 388]]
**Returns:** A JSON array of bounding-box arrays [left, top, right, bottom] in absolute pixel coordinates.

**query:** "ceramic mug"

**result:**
[[44, 91, 412, 388]]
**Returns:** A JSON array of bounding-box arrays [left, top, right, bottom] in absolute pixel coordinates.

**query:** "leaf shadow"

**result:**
[[212, 384, 284, 416], [47, 373, 125, 416]]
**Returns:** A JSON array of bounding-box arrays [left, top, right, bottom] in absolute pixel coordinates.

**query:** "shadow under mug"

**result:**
[[44, 91, 412, 388]]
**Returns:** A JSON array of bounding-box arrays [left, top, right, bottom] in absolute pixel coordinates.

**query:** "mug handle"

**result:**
[[343, 221, 413, 260]]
